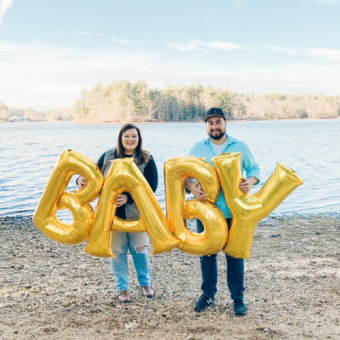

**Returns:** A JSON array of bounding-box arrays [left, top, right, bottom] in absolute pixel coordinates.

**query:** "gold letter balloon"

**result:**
[[33, 150, 103, 244], [33, 150, 302, 259], [164, 156, 228, 255], [84, 158, 179, 257], [212, 153, 303, 259]]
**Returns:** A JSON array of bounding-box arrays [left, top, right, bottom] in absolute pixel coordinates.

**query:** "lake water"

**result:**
[[0, 120, 339, 218]]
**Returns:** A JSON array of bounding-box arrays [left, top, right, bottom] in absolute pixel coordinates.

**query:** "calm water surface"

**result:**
[[0, 120, 339, 217]]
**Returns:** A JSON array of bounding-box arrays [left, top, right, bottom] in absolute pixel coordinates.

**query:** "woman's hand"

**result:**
[[115, 194, 128, 207], [77, 176, 88, 190]]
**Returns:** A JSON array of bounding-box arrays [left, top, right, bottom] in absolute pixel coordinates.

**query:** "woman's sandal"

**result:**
[[117, 290, 131, 303], [141, 285, 155, 298]]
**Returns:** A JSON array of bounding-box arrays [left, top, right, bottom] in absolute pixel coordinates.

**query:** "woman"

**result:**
[[77, 124, 158, 303]]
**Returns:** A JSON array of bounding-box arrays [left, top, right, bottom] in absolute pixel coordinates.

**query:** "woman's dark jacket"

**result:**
[[96, 148, 158, 220]]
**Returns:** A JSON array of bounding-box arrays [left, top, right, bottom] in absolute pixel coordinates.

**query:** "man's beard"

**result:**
[[209, 130, 225, 140]]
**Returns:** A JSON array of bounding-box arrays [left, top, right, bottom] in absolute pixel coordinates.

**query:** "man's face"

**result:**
[[206, 116, 227, 140]]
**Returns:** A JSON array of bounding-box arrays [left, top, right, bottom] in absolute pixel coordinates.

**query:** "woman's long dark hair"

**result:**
[[116, 123, 149, 164]]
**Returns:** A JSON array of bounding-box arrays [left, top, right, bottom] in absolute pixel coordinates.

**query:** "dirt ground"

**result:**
[[1, 214, 339, 339]]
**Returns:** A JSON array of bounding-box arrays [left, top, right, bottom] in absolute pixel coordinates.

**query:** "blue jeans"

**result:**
[[197, 219, 245, 301], [109, 231, 150, 291]]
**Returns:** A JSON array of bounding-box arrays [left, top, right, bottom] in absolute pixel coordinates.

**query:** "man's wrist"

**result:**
[[248, 177, 258, 185], [184, 179, 193, 191]]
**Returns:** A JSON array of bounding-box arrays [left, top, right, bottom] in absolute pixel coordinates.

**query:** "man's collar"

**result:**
[[225, 134, 236, 145]]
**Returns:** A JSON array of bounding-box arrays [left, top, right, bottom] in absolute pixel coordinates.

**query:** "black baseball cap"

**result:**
[[202, 107, 226, 122]]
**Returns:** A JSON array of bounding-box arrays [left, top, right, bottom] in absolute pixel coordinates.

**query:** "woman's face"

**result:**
[[121, 128, 139, 154]]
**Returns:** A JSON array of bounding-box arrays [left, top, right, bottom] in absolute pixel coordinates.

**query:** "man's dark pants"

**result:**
[[197, 218, 245, 300]]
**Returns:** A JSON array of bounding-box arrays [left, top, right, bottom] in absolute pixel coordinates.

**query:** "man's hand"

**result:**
[[185, 179, 206, 201], [77, 176, 88, 190], [239, 177, 258, 193], [115, 194, 128, 207]]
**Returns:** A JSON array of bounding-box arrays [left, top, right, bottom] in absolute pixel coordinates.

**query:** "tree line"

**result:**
[[0, 101, 72, 122], [1, 81, 339, 122]]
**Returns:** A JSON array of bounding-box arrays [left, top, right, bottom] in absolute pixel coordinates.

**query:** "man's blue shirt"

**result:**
[[189, 134, 260, 218]]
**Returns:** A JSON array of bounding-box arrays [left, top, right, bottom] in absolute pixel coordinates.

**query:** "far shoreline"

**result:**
[[0, 117, 339, 124], [1, 210, 339, 221]]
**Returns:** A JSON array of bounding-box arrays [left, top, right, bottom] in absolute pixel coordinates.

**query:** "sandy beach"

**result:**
[[1, 214, 339, 339]]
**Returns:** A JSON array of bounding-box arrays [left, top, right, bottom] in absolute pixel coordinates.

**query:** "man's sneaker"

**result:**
[[233, 298, 247, 316], [194, 294, 214, 312]]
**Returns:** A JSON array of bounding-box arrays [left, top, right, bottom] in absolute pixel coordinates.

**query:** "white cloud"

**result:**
[[0, 0, 13, 24], [259, 44, 299, 56], [0, 40, 339, 110], [152, 66, 339, 96], [206, 41, 249, 51], [0, 40, 77, 57], [258, 44, 340, 62], [112, 38, 132, 44], [307, 47, 340, 62], [74, 31, 102, 37], [167, 41, 202, 52], [168, 41, 340, 65], [169, 41, 340, 63], [167, 40, 249, 52]]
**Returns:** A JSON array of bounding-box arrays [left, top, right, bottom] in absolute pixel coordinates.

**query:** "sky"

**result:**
[[0, 0, 339, 110]]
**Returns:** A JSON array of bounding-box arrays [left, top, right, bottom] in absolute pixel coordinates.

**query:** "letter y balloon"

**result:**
[[212, 153, 303, 259]]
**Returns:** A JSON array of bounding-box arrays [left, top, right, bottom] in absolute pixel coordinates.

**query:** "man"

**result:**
[[185, 107, 260, 316]]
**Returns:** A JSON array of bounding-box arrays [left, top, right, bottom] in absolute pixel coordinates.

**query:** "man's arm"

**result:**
[[240, 142, 260, 193]]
